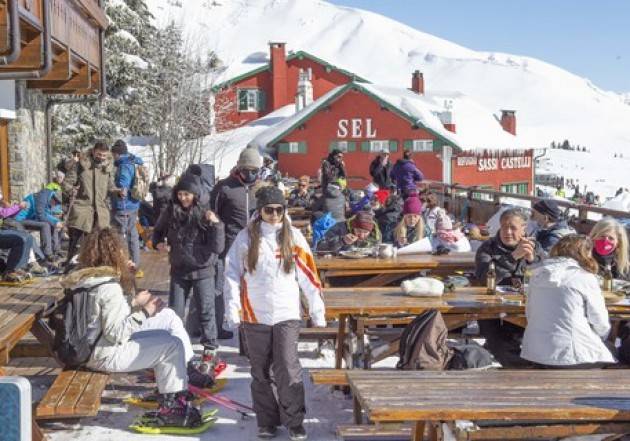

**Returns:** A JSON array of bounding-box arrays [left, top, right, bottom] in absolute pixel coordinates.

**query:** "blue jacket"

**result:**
[[112, 153, 143, 212], [15, 189, 62, 225]]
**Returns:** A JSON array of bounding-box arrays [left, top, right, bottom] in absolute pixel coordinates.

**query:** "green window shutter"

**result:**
[[329, 141, 337, 152], [238, 90, 247, 111], [361, 141, 370, 152], [298, 142, 307, 154], [277, 143, 289, 153], [389, 140, 398, 152], [348, 141, 356, 152], [404, 140, 413, 150], [257, 90, 266, 111]]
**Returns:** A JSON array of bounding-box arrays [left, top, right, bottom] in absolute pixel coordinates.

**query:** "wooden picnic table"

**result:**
[[324, 287, 630, 369], [347, 369, 630, 440], [316, 252, 476, 287], [0, 277, 64, 365]]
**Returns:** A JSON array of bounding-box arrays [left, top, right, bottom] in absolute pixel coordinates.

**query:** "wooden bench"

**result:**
[[299, 326, 338, 341], [36, 369, 110, 419], [338, 424, 411, 441], [310, 368, 349, 386]]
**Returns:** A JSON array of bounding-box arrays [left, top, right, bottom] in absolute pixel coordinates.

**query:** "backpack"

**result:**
[[130, 163, 150, 201], [397, 309, 453, 370], [52, 279, 116, 369]]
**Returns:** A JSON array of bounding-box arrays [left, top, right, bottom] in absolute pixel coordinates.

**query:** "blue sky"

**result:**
[[329, 0, 630, 93]]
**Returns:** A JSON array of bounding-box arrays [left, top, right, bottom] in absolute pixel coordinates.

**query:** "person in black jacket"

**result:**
[[474, 207, 543, 367], [320, 149, 346, 190], [531, 199, 575, 254], [369, 149, 392, 189], [209, 147, 262, 340], [152, 174, 225, 365]]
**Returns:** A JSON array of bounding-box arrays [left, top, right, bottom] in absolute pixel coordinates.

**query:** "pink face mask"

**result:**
[[594, 238, 616, 256]]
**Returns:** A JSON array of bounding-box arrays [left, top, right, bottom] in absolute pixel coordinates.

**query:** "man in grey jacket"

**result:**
[[209, 147, 262, 339]]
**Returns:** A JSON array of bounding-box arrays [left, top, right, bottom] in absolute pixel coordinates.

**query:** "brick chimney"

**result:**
[[500, 109, 516, 135], [438, 100, 456, 133], [411, 70, 424, 95], [270, 42, 288, 110]]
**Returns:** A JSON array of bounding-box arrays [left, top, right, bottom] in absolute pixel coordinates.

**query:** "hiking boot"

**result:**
[[257, 426, 278, 439], [187, 361, 215, 389], [28, 261, 48, 276], [153, 391, 202, 428], [3, 271, 25, 283], [199, 347, 227, 377], [288, 425, 307, 441]]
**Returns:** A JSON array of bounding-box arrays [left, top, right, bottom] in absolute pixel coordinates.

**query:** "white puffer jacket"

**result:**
[[224, 221, 326, 327], [520, 257, 615, 366]]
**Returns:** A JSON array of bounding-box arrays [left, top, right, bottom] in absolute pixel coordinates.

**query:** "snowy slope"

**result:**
[[146, 0, 630, 154]]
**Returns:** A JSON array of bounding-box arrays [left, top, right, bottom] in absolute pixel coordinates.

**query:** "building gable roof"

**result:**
[[251, 81, 464, 152], [211, 50, 369, 92]]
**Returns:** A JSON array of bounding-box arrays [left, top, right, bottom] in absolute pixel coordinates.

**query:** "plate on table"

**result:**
[[603, 290, 625, 304], [339, 250, 371, 259]]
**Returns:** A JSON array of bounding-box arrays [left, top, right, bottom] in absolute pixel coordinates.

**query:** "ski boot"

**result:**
[[199, 347, 227, 377], [187, 360, 216, 389], [143, 391, 202, 428]]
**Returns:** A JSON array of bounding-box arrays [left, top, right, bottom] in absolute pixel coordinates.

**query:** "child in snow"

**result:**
[[224, 186, 325, 441], [393, 196, 424, 247], [67, 228, 213, 428], [152, 174, 226, 370]]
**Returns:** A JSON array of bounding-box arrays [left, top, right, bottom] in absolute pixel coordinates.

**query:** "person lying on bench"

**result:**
[[61, 228, 214, 429], [521, 234, 616, 368]]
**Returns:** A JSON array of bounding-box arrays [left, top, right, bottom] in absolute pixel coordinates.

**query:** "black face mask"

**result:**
[[93, 157, 104, 165], [240, 169, 258, 184]]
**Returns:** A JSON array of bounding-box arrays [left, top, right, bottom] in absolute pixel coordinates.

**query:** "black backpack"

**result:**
[[52, 279, 116, 369]]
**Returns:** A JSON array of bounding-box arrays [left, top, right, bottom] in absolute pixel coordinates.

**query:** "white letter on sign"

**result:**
[[366, 119, 377, 138], [337, 119, 348, 138], [351, 119, 362, 138]]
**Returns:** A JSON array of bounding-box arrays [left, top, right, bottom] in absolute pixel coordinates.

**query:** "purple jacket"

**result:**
[[390, 159, 424, 193], [0, 204, 21, 219]]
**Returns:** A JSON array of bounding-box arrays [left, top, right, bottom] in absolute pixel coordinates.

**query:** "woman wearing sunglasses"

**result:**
[[224, 186, 325, 441]]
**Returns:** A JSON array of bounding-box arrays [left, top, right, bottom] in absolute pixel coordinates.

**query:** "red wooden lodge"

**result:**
[[213, 42, 535, 193]]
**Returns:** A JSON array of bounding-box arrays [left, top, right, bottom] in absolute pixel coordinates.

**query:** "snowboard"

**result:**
[[125, 378, 228, 410], [129, 409, 218, 435]]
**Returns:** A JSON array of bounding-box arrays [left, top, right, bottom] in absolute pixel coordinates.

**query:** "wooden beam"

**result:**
[[73, 0, 108, 29], [26, 48, 70, 85], [32, 63, 89, 90], [2, 31, 40, 69]]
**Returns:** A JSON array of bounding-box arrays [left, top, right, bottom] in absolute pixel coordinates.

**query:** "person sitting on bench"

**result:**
[[61, 228, 213, 428], [317, 211, 381, 253], [521, 234, 616, 368]]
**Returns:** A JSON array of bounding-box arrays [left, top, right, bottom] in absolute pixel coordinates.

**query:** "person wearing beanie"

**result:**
[[531, 199, 575, 253], [317, 210, 382, 253], [288, 175, 314, 209], [110, 139, 145, 272], [152, 172, 226, 369], [209, 147, 263, 340], [320, 148, 346, 190], [224, 182, 325, 441], [311, 182, 347, 223], [393, 196, 425, 247]]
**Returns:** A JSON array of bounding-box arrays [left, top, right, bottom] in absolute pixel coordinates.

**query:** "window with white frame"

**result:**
[[237, 89, 264, 112], [369, 140, 389, 152], [336, 141, 349, 152], [412, 139, 433, 152], [288, 142, 300, 153]]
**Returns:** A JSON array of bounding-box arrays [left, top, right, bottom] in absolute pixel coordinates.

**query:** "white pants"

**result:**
[[89, 308, 193, 394], [141, 308, 194, 363]]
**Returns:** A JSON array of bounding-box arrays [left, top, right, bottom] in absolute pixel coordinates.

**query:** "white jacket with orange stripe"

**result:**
[[224, 220, 326, 328]]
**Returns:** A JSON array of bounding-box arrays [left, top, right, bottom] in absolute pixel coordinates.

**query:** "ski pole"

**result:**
[[188, 385, 254, 419]]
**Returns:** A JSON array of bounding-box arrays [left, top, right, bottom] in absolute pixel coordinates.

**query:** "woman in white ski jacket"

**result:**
[[224, 186, 325, 441], [521, 234, 616, 367]]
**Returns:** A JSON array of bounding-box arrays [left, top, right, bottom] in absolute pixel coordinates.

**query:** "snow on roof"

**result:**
[[251, 82, 522, 152]]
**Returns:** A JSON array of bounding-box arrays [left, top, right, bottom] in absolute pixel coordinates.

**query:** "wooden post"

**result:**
[[412, 421, 426, 441], [352, 395, 362, 424], [335, 315, 348, 369]]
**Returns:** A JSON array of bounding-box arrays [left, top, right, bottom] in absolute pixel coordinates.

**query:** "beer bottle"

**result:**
[[603, 263, 614, 292], [486, 261, 497, 295]]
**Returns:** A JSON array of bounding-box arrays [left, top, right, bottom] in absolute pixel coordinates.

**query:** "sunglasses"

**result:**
[[262, 206, 285, 216]]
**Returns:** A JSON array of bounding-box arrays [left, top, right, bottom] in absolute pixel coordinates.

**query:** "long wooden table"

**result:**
[[347, 370, 630, 441], [324, 287, 630, 369], [316, 252, 476, 287]]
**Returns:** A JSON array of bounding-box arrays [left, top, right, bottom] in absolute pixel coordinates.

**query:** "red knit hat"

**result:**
[[403, 196, 422, 215], [374, 189, 389, 205], [352, 211, 375, 232]]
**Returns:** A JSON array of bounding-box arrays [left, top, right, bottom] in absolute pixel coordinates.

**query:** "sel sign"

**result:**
[[337, 118, 377, 139]]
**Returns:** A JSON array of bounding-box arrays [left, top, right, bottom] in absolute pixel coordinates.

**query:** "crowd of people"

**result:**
[[4, 141, 628, 439]]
